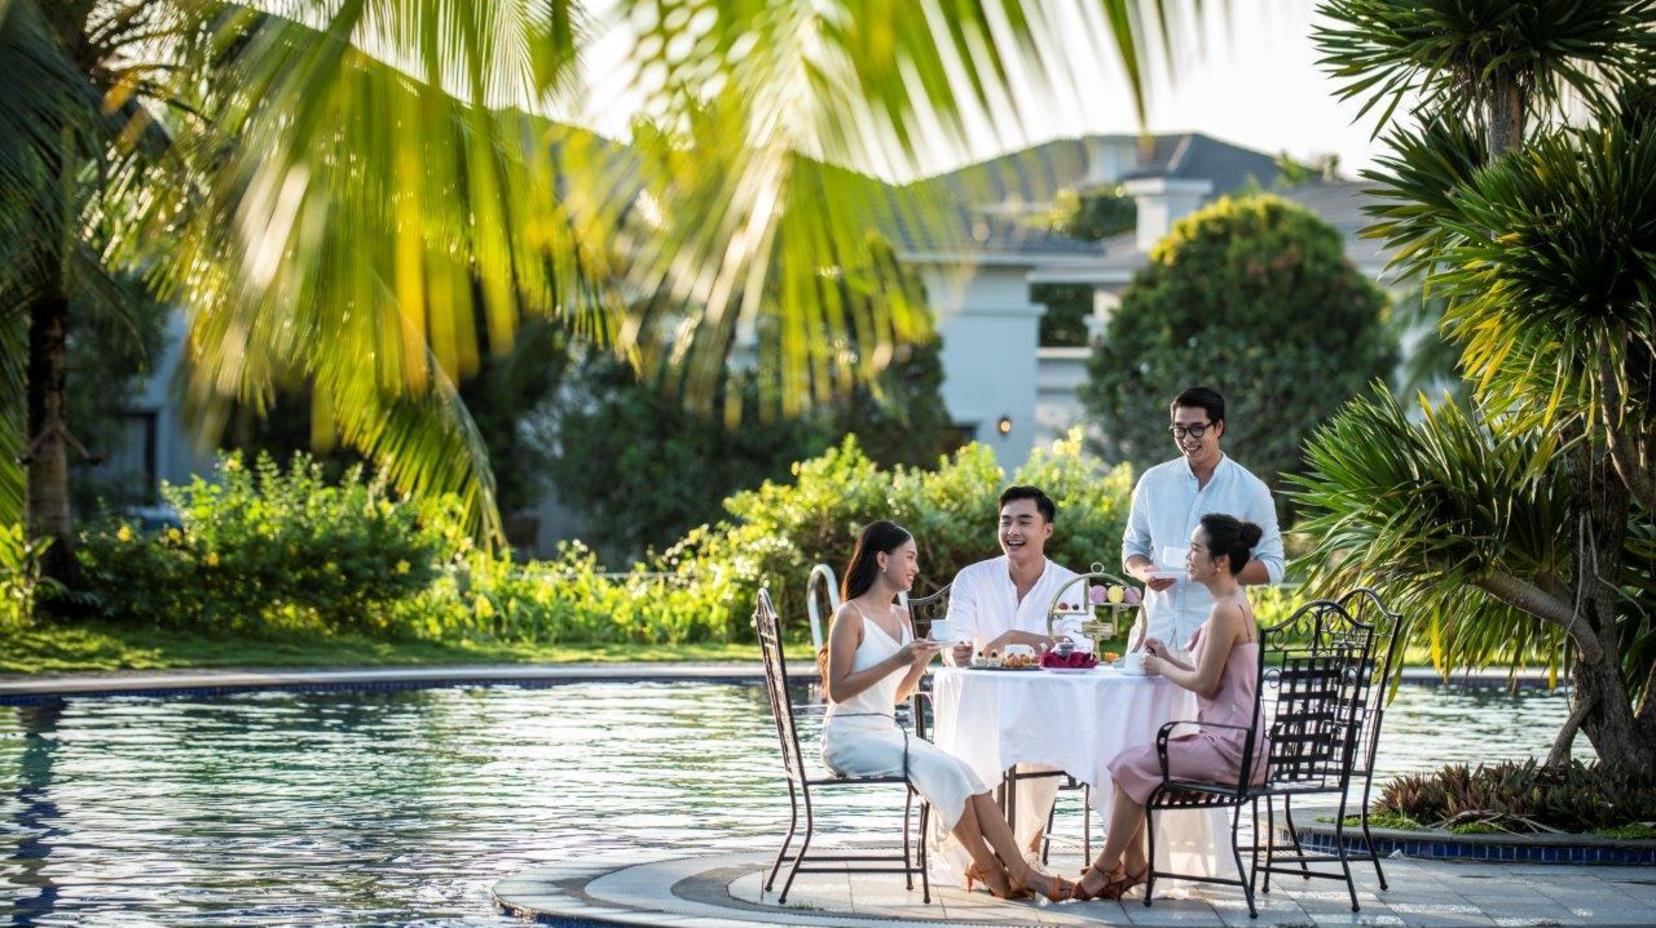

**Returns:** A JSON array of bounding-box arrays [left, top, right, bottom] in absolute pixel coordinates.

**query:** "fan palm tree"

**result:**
[[1302, 0, 1656, 771], [1, 0, 1199, 578]]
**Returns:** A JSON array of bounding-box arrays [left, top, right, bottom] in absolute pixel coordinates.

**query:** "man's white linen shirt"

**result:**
[[1122, 454, 1285, 647], [945, 556, 1085, 652]]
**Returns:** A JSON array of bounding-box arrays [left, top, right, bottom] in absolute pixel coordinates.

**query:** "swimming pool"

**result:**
[[0, 681, 1575, 926]]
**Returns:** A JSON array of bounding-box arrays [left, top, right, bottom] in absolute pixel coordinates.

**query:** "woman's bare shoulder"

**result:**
[[1207, 598, 1251, 636], [833, 601, 864, 626]]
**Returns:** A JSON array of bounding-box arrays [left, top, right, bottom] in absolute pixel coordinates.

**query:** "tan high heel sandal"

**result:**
[[1010, 867, 1074, 902], [965, 863, 1031, 900], [1070, 863, 1120, 902]]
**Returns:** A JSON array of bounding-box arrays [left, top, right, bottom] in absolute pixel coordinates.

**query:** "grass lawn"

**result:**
[[0, 620, 760, 675], [0, 622, 1540, 679]]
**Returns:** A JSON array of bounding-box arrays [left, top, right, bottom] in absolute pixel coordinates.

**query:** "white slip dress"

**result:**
[[820, 604, 988, 831]]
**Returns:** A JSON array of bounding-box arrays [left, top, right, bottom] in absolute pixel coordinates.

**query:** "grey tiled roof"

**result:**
[[1277, 180, 1394, 273], [917, 132, 1284, 208]]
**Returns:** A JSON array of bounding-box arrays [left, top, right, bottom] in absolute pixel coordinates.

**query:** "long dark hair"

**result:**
[[820, 521, 912, 698], [841, 520, 913, 601], [1199, 513, 1263, 575]]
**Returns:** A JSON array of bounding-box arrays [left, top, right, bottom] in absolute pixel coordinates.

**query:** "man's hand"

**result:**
[[949, 642, 975, 665], [1129, 558, 1177, 592], [985, 630, 1054, 654]]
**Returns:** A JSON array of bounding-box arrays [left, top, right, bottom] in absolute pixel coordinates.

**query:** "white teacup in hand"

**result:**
[[1119, 651, 1147, 673]]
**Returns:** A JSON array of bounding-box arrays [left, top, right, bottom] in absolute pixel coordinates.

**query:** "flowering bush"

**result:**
[[668, 428, 1137, 640], [78, 453, 443, 633], [68, 434, 1147, 645]]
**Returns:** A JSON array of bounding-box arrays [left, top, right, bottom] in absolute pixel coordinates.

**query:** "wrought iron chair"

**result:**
[[1263, 588, 1407, 894], [753, 587, 932, 904], [1141, 599, 1376, 918]]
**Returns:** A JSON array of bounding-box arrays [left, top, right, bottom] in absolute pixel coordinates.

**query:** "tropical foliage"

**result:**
[[78, 453, 444, 633], [58, 435, 1142, 645], [550, 335, 957, 563], [1379, 760, 1656, 836], [0, 522, 60, 629], [1081, 194, 1395, 494], [1, 0, 1192, 576], [1300, 0, 1656, 771]]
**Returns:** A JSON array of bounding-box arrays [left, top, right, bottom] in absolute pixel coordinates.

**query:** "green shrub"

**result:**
[[666, 428, 1136, 641], [1, 523, 62, 629], [77, 453, 443, 634], [391, 541, 738, 646], [1378, 759, 1656, 835], [61, 435, 1146, 647]]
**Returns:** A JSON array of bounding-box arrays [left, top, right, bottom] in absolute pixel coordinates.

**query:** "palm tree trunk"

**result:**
[[25, 287, 76, 583], [1484, 74, 1526, 159], [1562, 447, 1654, 772]]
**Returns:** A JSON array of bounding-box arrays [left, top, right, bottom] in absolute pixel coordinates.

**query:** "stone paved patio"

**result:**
[[492, 847, 1656, 927]]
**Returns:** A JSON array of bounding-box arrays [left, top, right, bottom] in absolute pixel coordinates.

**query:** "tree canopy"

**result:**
[[1081, 193, 1395, 496]]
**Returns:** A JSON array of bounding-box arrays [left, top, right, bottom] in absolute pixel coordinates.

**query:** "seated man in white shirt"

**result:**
[[1122, 387, 1285, 651], [943, 485, 1085, 861]]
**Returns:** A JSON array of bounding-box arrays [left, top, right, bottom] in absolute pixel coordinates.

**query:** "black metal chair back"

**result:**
[[1332, 586, 1407, 891], [1259, 599, 1376, 793], [902, 584, 949, 741], [904, 584, 950, 636], [1335, 587, 1407, 781], [755, 587, 809, 785]]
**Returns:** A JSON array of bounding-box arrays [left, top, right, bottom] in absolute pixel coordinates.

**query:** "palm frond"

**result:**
[[1358, 115, 1486, 282], [1289, 385, 1575, 676], [1314, 0, 1656, 138], [1431, 123, 1656, 445]]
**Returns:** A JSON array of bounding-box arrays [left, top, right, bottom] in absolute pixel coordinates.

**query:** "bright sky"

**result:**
[[576, 0, 1386, 182]]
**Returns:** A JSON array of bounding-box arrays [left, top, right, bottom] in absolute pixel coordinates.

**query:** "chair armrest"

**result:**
[[1154, 719, 1258, 798], [1157, 719, 1251, 738]]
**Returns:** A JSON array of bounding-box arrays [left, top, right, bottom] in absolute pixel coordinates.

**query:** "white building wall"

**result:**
[[136, 311, 216, 489], [1034, 346, 1091, 449], [919, 262, 1044, 472]]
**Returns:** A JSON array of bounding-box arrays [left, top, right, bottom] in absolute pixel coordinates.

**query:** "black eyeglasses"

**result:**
[[1169, 423, 1212, 440]]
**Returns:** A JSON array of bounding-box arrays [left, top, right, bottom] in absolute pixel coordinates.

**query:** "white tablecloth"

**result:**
[[929, 665, 1232, 885]]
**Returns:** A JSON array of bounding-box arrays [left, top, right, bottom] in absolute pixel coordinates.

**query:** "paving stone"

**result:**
[[493, 852, 1656, 928]]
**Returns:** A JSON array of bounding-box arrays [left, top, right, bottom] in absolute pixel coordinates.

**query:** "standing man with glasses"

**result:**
[[1122, 387, 1285, 653]]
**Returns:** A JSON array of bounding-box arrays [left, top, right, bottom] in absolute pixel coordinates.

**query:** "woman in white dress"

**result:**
[[821, 520, 1072, 901]]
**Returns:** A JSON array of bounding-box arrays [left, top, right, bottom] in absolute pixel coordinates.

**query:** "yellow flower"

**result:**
[[325, 561, 338, 573], [206, 552, 220, 567], [473, 595, 495, 619], [115, 525, 134, 543], [396, 560, 411, 574], [166, 528, 183, 544]]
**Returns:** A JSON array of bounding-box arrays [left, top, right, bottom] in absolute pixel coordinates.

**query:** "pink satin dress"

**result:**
[[1107, 615, 1267, 804]]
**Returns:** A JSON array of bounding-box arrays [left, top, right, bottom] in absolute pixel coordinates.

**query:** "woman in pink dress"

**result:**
[[1073, 513, 1268, 901]]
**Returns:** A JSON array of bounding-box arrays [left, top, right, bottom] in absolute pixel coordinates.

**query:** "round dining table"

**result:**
[[928, 664, 1233, 886]]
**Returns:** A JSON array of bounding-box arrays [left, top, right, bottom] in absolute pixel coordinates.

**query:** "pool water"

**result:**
[[0, 681, 1575, 926]]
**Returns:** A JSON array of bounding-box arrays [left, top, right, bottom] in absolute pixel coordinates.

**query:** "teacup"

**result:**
[[1119, 651, 1147, 673]]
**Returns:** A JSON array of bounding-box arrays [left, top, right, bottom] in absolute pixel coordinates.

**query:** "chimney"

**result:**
[[1122, 176, 1213, 252], [1082, 136, 1131, 187]]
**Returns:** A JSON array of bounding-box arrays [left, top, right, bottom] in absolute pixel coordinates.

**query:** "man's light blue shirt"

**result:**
[[1121, 454, 1285, 647]]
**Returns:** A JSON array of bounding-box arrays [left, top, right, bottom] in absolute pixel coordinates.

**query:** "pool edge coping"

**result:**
[[0, 664, 1553, 702]]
